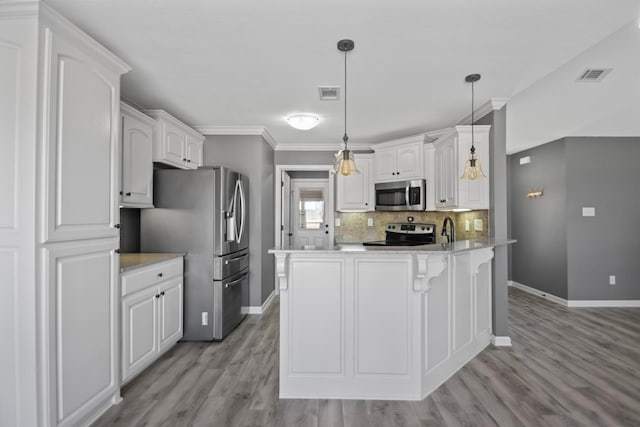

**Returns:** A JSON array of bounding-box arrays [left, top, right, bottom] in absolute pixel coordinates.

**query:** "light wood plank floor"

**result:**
[[94, 288, 640, 426]]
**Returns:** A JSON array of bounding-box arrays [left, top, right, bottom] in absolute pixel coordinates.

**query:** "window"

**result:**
[[298, 188, 324, 229]]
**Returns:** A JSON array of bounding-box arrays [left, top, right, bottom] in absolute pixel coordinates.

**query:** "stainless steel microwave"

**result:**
[[375, 179, 426, 211]]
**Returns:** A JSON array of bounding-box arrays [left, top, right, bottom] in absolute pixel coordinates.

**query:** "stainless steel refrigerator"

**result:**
[[141, 166, 249, 340]]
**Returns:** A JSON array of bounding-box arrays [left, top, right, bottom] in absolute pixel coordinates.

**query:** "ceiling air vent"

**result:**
[[318, 86, 340, 100], [577, 68, 612, 82]]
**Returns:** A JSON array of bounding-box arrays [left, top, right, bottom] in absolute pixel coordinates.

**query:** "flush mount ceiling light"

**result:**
[[460, 73, 487, 180], [334, 39, 359, 176], [286, 113, 320, 130]]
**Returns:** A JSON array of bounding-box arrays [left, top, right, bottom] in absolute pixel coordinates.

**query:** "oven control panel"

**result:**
[[385, 223, 435, 234]]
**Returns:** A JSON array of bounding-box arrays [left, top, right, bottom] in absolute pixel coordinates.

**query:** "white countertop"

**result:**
[[120, 253, 185, 272], [269, 238, 515, 255]]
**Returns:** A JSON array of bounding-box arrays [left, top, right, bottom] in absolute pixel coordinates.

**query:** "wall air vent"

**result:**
[[318, 86, 340, 100], [577, 68, 612, 82]]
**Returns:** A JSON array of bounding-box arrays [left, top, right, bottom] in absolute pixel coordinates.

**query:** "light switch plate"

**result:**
[[582, 207, 595, 217], [335, 218, 341, 227], [519, 156, 531, 165], [465, 220, 470, 231], [474, 219, 483, 231], [367, 217, 374, 227]]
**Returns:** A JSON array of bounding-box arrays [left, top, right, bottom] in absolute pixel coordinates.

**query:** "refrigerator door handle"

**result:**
[[224, 272, 248, 288], [236, 179, 246, 244]]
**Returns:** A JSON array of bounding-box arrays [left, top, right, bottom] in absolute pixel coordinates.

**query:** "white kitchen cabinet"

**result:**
[[121, 102, 156, 208], [432, 126, 490, 210], [121, 257, 184, 383], [336, 154, 374, 211], [145, 109, 204, 169], [0, 3, 130, 426], [373, 137, 424, 183]]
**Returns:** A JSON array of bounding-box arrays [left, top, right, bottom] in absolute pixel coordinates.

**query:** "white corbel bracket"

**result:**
[[470, 248, 494, 276], [413, 254, 448, 293], [274, 253, 289, 292]]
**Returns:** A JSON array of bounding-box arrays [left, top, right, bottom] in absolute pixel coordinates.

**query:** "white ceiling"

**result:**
[[46, 0, 640, 151]]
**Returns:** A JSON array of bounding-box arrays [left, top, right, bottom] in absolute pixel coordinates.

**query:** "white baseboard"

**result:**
[[241, 289, 276, 315], [508, 280, 568, 306], [490, 335, 512, 347], [567, 300, 640, 308], [508, 280, 640, 308]]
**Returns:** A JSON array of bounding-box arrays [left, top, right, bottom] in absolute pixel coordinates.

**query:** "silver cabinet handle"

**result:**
[[224, 254, 248, 265], [224, 273, 248, 288], [405, 186, 410, 207]]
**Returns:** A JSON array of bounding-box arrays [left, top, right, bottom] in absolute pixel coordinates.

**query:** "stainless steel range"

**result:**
[[362, 223, 436, 246]]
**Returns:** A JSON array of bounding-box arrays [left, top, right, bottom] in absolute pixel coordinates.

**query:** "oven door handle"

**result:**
[[224, 272, 248, 288], [405, 185, 410, 207]]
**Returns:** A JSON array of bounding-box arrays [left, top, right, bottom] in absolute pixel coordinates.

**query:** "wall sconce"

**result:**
[[526, 188, 544, 199]]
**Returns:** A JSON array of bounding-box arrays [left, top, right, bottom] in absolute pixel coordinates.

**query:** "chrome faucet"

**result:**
[[441, 216, 455, 243]]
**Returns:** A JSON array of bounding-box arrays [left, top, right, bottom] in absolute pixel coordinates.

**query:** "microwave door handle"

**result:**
[[405, 185, 410, 207]]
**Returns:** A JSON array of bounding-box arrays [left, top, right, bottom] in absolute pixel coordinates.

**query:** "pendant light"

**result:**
[[460, 73, 486, 180], [334, 39, 359, 176]]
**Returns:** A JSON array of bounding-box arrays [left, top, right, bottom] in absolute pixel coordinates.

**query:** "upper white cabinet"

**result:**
[[0, 2, 130, 426], [373, 137, 424, 183], [336, 154, 374, 212], [431, 126, 490, 210], [145, 109, 204, 169], [121, 103, 156, 208]]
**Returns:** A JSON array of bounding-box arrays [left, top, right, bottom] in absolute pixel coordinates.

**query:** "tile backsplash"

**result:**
[[335, 210, 489, 243]]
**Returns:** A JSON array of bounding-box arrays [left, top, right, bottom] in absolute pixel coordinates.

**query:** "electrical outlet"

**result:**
[[335, 218, 341, 227], [609, 275, 616, 286], [582, 207, 595, 217], [202, 312, 208, 325], [474, 219, 483, 231], [465, 220, 470, 231], [367, 217, 374, 227]]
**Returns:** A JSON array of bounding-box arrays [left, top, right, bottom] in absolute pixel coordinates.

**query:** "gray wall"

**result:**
[[509, 136, 640, 301], [120, 208, 141, 253], [565, 137, 640, 300], [274, 150, 336, 165], [204, 135, 275, 307], [476, 106, 510, 336], [509, 139, 568, 299]]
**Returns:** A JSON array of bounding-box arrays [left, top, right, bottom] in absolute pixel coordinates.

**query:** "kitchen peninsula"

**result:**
[[269, 239, 513, 400]]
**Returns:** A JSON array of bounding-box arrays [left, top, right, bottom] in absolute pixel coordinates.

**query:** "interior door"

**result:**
[[281, 171, 292, 247], [291, 179, 330, 249]]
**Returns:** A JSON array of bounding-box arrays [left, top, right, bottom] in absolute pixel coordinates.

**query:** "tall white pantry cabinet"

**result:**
[[0, 3, 130, 427]]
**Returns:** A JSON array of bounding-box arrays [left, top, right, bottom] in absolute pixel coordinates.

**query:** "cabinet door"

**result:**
[[434, 145, 445, 208], [44, 33, 120, 242], [122, 285, 158, 382], [121, 113, 153, 207], [442, 138, 458, 208], [185, 134, 203, 169], [158, 277, 183, 352], [162, 121, 186, 167], [373, 148, 397, 182], [336, 155, 373, 211], [396, 142, 423, 179], [44, 239, 119, 426]]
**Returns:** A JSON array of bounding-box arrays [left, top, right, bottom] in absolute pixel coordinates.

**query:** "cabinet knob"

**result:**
[[187, 159, 191, 163], [119, 191, 123, 195], [365, 203, 368, 206], [125, 192, 131, 196], [114, 224, 120, 229], [160, 291, 165, 296], [155, 294, 160, 299], [325, 231, 329, 234], [182, 158, 187, 161], [392, 172, 396, 176], [157, 272, 163, 277], [397, 171, 400, 175]]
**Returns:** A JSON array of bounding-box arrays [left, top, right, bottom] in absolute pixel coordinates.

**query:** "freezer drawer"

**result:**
[[213, 269, 248, 339], [213, 249, 249, 280]]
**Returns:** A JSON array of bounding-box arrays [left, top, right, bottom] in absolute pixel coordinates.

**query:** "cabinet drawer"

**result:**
[[122, 257, 183, 296]]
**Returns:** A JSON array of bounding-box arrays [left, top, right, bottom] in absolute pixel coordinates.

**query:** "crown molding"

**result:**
[[457, 98, 508, 125], [194, 126, 278, 150], [275, 142, 372, 152], [0, 1, 39, 19], [374, 133, 427, 149]]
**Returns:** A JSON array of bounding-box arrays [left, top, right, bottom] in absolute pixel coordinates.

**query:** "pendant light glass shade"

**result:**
[[334, 39, 359, 176], [460, 73, 486, 180], [335, 148, 359, 176]]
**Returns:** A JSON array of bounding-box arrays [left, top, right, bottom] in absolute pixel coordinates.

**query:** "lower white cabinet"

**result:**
[[121, 257, 183, 383]]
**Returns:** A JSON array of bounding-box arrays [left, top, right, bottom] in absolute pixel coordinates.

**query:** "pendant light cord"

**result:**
[[471, 79, 475, 153], [343, 49, 348, 147]]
